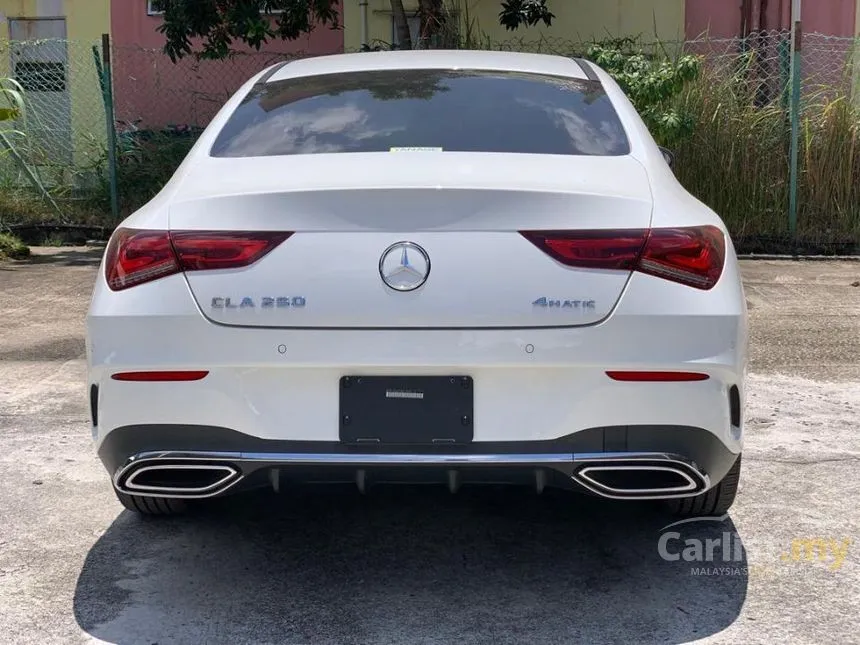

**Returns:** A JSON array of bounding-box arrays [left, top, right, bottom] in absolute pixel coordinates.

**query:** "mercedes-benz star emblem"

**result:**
[[379, 242, 431, 292]]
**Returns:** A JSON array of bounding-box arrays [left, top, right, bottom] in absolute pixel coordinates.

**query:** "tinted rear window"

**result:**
[[210, 68, 630, 158]]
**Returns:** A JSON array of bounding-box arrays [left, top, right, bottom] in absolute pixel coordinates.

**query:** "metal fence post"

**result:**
[[101, 33, 120, 221], [787, 0, 802, 242]]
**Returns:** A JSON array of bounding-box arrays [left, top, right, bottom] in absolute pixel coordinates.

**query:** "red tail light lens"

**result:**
[[637, 226, 725, 290], [520, 229, 648, 270], [520, 225, 725, 290], [171, 231, 292, 271], [105, 228, 292, 291], [105, 229, 179, 291]]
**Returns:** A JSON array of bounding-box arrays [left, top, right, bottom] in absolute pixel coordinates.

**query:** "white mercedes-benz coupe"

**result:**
[[86, 50, 747, 516]]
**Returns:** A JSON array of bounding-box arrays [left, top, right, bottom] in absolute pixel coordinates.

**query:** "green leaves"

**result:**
[[0, 77, 25, 123], [153, 0, 341, 62], [0, 233, 30, 260], [155, 0, 556, 59], [498, 0, 555, 31], [586, 37, 700, 147]]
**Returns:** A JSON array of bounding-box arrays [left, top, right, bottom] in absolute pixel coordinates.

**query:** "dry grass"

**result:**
[[674, 62, 860, 251]]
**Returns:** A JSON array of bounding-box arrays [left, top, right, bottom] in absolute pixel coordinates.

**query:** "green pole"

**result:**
[[101, 33, 120, 221], [778, 35, 790, 111], [92, 45, 106, 98], [787, 1, 802, 242]]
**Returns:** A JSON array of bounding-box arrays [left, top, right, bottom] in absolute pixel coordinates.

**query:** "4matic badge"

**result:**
[[532, 297, 596, 309]]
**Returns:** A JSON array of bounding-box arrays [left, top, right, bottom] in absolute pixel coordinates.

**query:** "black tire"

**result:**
[[666, 455, 742, 517], [114, 490, 188, 516]]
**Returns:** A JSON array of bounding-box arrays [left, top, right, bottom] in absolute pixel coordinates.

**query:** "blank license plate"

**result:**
[[339, 375, 473, 444]]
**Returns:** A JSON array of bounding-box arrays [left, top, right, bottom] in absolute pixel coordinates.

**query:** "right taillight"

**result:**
[[104, 228, 291, 291], [637, 226, 725, 290], [520, 225, 725, 290]]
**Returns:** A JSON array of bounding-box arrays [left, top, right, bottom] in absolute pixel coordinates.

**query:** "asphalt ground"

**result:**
[[1, 248, 858, 644]]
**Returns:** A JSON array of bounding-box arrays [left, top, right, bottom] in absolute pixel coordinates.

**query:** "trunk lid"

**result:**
[[169, 153, 652, 329]]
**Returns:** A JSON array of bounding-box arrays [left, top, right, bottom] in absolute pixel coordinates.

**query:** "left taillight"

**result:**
[[105, 229, 179, 291], [105, 228, 292, 291]]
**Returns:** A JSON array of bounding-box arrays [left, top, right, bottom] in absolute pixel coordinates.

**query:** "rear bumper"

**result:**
[[87, 264, 748, 451], [101, 424, 740, 500], [88, 262, 747, 501]]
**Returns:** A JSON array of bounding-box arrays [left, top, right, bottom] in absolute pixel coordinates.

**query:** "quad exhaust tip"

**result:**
[[572, 459, 708, 500], [120, 463, 242, 498]]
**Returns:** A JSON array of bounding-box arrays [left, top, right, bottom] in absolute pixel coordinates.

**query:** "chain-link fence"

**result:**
[[0, 39, 109, 230], [111, 46, 303, 130], [0, 31, 858, 251]]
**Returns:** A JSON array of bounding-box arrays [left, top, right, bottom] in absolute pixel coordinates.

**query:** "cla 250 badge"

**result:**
[[211, 296, 306, 309]]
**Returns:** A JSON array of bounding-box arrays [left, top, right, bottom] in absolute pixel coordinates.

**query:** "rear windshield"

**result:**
[[210, 68, 630, 158]]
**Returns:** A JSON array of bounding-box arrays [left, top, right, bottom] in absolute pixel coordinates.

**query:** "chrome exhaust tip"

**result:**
[[118, 462, 242, 498], [572, 458, 709, 500]]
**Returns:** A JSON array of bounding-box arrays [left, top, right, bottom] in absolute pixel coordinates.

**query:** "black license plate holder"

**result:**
[[339, 375, 473, 444]]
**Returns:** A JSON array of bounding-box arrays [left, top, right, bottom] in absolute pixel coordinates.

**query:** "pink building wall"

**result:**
[[685, 1, 857, 95], [110, 1, 344, 128], [685, 0, 858, 38]]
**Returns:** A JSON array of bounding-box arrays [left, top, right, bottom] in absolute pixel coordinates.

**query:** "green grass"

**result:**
[[0, 232, 29, 260], [0, 188, 110, 227]]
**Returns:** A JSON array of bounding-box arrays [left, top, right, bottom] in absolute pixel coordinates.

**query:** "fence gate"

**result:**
[[8, 17, 73, 175]]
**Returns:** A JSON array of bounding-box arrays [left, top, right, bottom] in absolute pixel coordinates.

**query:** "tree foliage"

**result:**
[[151, 0, 341, 61], [586, 37, 701, 146], [498, 0, 555, 31], [152, 0, 555, 60]]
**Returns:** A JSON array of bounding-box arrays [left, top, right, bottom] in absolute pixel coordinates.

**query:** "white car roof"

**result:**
[[266, 49, 590, 83]]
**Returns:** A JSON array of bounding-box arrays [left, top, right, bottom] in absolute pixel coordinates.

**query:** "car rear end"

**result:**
[[86, 52, 746, 509]]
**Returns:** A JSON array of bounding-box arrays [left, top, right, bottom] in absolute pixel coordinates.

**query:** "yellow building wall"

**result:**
[[344, 0, 686, 52], [0, 0, 110, 171]]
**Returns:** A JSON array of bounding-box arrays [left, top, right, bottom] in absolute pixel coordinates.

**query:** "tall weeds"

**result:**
[[674, 54, 859, 250]]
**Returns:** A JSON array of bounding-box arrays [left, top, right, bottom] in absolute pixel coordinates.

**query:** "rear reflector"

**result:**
[[520, 226, 725, 290], [111, 371, 209, 382], [606, 371, 710, 382], [105, 229, 292, 291]]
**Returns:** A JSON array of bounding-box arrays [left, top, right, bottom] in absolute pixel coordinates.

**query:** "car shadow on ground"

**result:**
[[73, 486, 747, 645]]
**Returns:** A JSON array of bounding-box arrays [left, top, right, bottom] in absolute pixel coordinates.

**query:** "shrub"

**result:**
[[116, 127, 200, 215], [586, 36, 859, 250], [586, 37, 700, 147], [0, 232, 30, 260]]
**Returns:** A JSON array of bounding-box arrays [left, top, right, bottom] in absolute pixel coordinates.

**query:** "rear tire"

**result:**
[[666, 454, 742, 517], [114, 490, 188, 516]]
